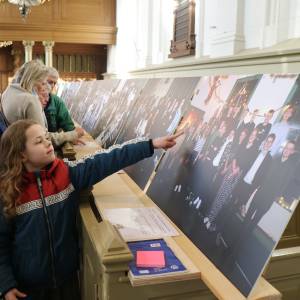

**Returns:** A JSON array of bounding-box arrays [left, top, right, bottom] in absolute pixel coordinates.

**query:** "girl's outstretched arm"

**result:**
[[66, 132, 183, 190], [152, 131, 183, 150]]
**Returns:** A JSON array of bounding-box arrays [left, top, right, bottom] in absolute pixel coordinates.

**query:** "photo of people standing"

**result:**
[[147, 74, 300, 297], [81, 79, 121, 138], [59, 73, 300, 297], [95, 79, 148, 147], [115, 77, 200, 189]]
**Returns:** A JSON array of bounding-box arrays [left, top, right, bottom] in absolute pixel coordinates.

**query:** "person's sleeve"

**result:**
[[66, 138, 154, 190], [24, 96, 46, 127], [49, 130, 78, 147], [0, 210, 17, 298], [54, 96, 75, 131]]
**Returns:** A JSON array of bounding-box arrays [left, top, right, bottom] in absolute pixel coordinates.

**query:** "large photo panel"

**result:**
[[81, 79, 121, 138], [116, 77, 200, 189], [147, 74, 300, 297], [191, 75, 241, 122], [67, 80, 97, 125], [60, 81, 82, 115], [95, 79, 149, 148]]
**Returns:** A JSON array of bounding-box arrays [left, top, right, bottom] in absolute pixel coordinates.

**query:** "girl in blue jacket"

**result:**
[[0, 119, 181, 300]]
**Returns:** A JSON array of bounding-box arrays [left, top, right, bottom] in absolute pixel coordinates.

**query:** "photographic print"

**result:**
[[116, 77, 200, 189], [95, 79, 148, 147], [191, 75, 241, 122], [147, 105, 205, 225], [60, 81, 82, 113], [81, 79, 121, 138], [70, 80, 98, 125], [147, 74, 300, 297]]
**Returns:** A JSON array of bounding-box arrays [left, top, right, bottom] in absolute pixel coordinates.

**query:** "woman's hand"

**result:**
[[75, 127, 85, 138], [72, 127, 86, 145], [152, 131, 184, 150], [4, 288, 26, 300], [73, 139, 86, 145]]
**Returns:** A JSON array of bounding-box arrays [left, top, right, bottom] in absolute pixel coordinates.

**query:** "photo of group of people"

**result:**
[[93, 79, 148, 147], [116, 77, 200, 188], [147, 74, 300, 297], [81, 79, 121, 138], [67, 80, 97, 126], [59, 81, 82, 116], [59, 73, 300, 297]]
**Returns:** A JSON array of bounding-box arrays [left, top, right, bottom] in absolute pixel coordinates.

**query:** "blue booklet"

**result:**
[[127, 239, 186, 276]]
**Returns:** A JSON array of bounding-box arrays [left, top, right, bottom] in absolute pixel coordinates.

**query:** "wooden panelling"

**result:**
[[0, 47, 13, 93], [169, 0, 196, 58], [277, 205, 300, 249], [61, 0, 115, 25], [265, 248, 300, 300], [0, 41, 106, 91], [0, 48, 12, 71], [0, 0, 116, 44]]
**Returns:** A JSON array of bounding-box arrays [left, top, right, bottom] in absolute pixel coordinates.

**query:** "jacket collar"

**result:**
[[23, 158, 61, 183], [9, 83, 28, 93]]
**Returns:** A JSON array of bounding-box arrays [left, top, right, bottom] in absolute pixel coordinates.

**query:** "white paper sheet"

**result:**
[[103, 207, 179, 241]]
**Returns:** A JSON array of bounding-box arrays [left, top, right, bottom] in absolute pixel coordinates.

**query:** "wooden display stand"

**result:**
[[61, 142, 77, 161], [75, 136, 281, 300]]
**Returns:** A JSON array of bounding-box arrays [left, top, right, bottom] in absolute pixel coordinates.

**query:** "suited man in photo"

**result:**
[[243, 140, 297, 234], [254, 109, 274, 147], [232, 133, 276, 216], [236, 109, 259, 140], [280, 159, 300, 207]]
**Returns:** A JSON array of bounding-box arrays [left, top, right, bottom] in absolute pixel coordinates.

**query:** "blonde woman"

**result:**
[[1, 60, 84, 146], [2, 60, 48, 127]]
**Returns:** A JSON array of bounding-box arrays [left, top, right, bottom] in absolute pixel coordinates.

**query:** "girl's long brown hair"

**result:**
[[0, 119, 38, 218]]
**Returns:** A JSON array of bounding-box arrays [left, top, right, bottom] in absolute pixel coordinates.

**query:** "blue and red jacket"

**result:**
[[0, 138, 154, 296]]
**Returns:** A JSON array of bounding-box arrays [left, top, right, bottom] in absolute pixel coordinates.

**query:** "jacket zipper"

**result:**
[[36, 173, 57, 288]]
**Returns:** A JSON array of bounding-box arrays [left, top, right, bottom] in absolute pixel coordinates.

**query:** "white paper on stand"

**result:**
[[103, 207, 179, 241]]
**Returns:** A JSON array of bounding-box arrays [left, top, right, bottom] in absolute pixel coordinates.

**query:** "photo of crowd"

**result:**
[[147, 74, 300, 297], [116, 77, 200, 189], [191, 75, 240, 122], [93, 79, 148, 147], [81, 79, 121, 138], [68, 80, 97, 125], [60, 81, 82, 116], [59, 73, 300, 297]]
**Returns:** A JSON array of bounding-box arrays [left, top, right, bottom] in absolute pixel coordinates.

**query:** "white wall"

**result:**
[[106, 0, 300, 77], [244, 0, 266, 49], [106, 0, 174, 76]]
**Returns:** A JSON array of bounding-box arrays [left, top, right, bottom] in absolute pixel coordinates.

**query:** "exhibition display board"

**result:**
[[60, 74, 300, 298], [75, 134, 280, 300]]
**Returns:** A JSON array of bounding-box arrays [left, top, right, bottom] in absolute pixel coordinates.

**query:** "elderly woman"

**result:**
[[1, 60, 83, 146], [2, 60, 48, 127]]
